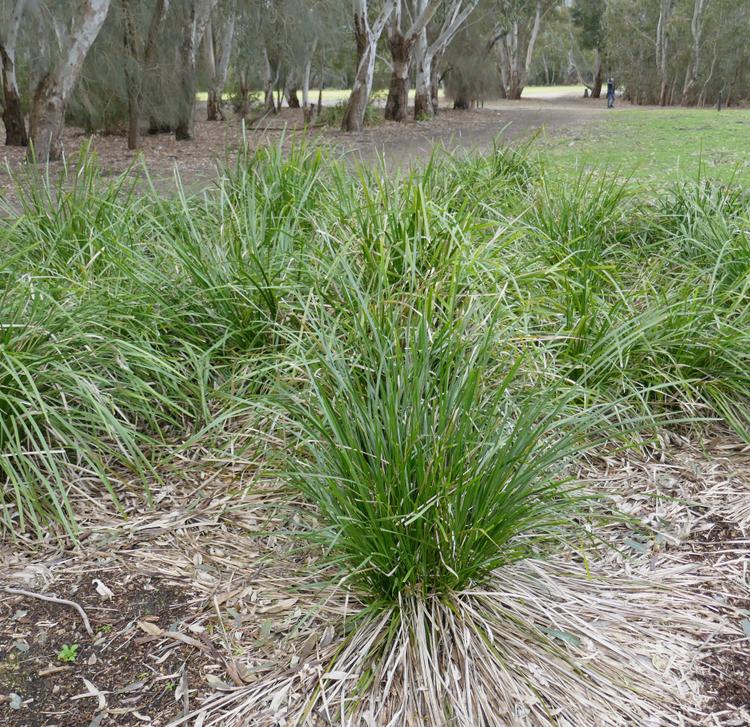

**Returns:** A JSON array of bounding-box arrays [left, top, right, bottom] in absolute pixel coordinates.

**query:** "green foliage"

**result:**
[[285, 267, 592, 605], [57, 644, 78, 663], [571, 0, 606, 51], [2, 139, 750, 558]]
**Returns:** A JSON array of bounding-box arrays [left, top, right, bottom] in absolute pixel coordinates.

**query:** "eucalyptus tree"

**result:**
[[383, 0, 437, 121], [118, 0, 170, 148], [603, 0, 747, 107], [175, 0, 217, 139], [411, 0, 479, 118], [571, 0, 605, 97], [0, 0, 28, 145], [492, 0, 556, 100], [28, 0, 111, 161], [341, 0, 397, 132], [680, 0, 709, 105], [205, 0, 237, 120]]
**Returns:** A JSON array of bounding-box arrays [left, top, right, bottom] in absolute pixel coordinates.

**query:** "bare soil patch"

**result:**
[[1, 575, 202, 726]]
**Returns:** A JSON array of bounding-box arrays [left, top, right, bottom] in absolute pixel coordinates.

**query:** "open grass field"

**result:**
[[1, 101, 750, 726], [543, 105, 750, 187]]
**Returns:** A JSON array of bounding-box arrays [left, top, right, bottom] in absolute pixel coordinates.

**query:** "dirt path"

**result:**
[[0, 93, 608, 197], [333, 95, 608, 168]]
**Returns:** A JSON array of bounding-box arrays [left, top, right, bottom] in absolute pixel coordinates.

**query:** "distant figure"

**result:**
[[607, 78, 616, 109]]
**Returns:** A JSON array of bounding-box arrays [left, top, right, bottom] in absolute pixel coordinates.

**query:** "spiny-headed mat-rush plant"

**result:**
[[270, 262, 676, 725]]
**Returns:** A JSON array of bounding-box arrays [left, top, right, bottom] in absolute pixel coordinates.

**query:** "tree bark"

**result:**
[[206, 1, 236, 121], [413, 0, 479, 120], [656, 0, 674, 107], [144, 0, 169, 133], [430, 51, 442, 113], [413, 27, 433, 118], [0, 0, 28, 146], [176, 0, 217, 140], [302, 39, 317, 123], [384, 0, 440, 122], [495, 1, 543, 101], [286, 84, 301, 108], [28, 0, 110, 161], [384, 29, 413, 121], [262, 48, 278, 113], [341, 0, 396, 133], [122, 0, 142, 149], [591, 47, 603, 98], [681, 0, 708, 106]]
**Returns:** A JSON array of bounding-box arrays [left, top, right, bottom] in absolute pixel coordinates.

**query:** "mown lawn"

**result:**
[[544, 106, 750, 187]]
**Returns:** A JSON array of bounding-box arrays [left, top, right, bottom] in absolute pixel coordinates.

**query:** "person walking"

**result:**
[[607, 78, 616, 109]]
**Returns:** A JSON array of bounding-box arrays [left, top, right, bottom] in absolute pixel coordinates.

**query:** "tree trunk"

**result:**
[[237, 70, 250, 118], [143, 0, 168, 133], [317, 56, 324, 115], [430, 51, 442, 114], [206, 1, 235, 122], [698, 42, 717, 107], [0, 45, 27, 146], [681, 0, 708, 106], [213, 4, 235, 117], [122, 0, 142, 150], [286, 86, 301, 108], [302, 44, 316, 124], [0, 0, 28, 146], [384, 26, 413, 122], [343, 10, 371, 131], [591, 48, 603, 98], [413, 28, 433, 118], [262, 48, 278, 113], [175, 25, 197, 139], [656, 0, 674, 107], [207, 89, 221, 121], [28, 0, 110, 161], [176, 0, 217, 140], [495, 2, 542, 102]]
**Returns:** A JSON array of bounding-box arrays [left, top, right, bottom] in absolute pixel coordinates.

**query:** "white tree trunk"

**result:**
[[413, 26, 432, 118], [341, 0, 396, 132], [207, 0, 236, 121], [524, 2, 542, 79], [495, 1, 544, 101], [681, 0, 708, 105], [262, 47, 278, 112], [412, 0, 479, 119], [302, 38, 317, 122], [656, 0, 674, 106], [176, 0, 217, 140], [0, 0, 28, 146], [28, 0, 110, 161]]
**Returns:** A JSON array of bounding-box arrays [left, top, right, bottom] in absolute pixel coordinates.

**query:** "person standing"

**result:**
[[607, 78, 616, 109]]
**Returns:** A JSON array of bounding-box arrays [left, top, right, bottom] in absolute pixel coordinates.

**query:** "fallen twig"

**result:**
[[3, 587, 93, 635]]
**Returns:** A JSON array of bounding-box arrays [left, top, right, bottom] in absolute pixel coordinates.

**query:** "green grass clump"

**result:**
[[2, 137, 750, 548], [0, 145, 325, 536], [285, 264, 592, 605]]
